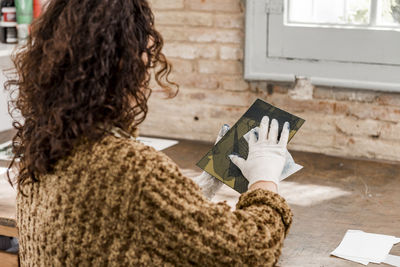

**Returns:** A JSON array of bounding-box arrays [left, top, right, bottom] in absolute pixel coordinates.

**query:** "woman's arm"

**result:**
[[249, 181, 278, 193], [127, 116, 292, 266], [136, 156, 292, 267]]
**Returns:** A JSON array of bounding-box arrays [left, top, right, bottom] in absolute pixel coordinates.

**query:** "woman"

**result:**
[[7, 0, 293, 266]]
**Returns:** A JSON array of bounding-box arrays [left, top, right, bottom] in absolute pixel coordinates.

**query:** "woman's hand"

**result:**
[[193, 124, 230, 200], [229, 116, 289, 190]]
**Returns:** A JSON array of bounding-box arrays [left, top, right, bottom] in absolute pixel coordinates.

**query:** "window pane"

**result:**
[[377, 0, 400, 26], [288, 0, 371, 25]]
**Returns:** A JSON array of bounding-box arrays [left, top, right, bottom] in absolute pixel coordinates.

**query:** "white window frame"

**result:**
[[244, 0, 400, 92]]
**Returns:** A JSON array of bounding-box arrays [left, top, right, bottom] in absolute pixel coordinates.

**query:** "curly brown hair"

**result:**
[[6, 0, 177, 192]]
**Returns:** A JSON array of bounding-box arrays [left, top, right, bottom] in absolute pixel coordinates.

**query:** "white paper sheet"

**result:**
[[136, 137, 178, 151], [384, 255, 400, 267], [332, 253, 369, 265], [331, 230, 399, 264], [0, 167, 7, 175], [0, 140, 11, 150], [0, 140, 13, 161], [332, 230, 370, 265]]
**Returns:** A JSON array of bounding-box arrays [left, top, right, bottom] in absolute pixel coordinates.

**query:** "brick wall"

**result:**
[[141, 0, 400, 163]]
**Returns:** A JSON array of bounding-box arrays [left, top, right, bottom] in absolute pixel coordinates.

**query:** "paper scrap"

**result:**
[[0, 141, 13, 161], [0, 167, 7, 175], [384, 255, 400, 267], [0, 140, 11, 150], [333, 253, 369, 265], [331, 230, 399, 265], [332, 230, 369, 265], [136, 137, 178, 151]]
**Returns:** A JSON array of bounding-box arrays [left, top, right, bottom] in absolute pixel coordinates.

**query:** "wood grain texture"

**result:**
[[0, 130, 399, 266], [162, 139, 400, 267], [0, 225, 17, 238], [0, 251, 18, 267]]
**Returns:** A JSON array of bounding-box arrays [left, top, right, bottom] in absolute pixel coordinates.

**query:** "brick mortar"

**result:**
[[143, 0, 400, 163]]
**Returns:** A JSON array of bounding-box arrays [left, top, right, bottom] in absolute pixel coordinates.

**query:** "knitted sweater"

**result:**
[[17, 132, 293, 266]]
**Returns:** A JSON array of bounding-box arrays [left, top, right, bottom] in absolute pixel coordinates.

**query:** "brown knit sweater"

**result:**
[[17, 132, 293, 266]]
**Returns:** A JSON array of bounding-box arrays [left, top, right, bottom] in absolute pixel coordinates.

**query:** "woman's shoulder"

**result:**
[[51, 132, 182, 195], [72, 133, 177, 172], [97, 134, 184, 181]]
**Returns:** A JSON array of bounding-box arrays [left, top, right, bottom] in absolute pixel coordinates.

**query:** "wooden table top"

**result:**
[[1, 129, 399, 266], [163, 139, 400, 267]]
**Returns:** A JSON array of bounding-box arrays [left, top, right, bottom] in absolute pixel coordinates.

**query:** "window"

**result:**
[[244, 0, 400, 91]]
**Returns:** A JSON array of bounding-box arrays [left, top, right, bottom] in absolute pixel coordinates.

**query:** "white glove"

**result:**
[[243, 127, 303, 182], [193, 124, 230, 200], [229, 116, 289, 189]]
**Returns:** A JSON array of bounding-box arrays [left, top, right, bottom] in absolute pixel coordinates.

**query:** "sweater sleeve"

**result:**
[[136, 150, 293, 267]]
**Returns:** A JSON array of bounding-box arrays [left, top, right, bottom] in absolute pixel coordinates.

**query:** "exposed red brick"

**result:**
[[139, 1, 400, 162]]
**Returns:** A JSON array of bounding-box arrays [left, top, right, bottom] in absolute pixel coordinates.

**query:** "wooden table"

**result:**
[[164, 139, 400, 267], [1, 130, 399, 266]]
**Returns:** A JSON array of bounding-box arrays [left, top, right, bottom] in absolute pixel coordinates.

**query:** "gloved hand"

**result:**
[[193, 124, 230, 200], [229, 116, 289, 189], [243, 127, 303, 182]]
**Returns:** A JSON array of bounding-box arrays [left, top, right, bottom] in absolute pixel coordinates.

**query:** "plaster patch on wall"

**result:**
[[289, 78, 314, 100]]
